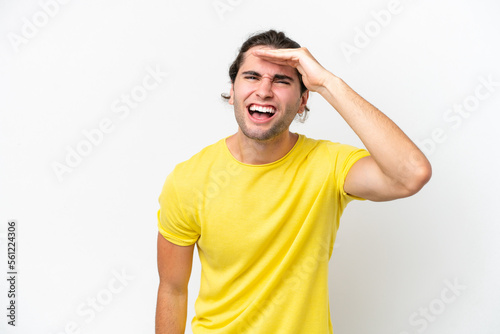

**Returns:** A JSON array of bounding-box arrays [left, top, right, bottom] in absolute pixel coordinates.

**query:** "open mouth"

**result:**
[[247, 104, 277, 122]]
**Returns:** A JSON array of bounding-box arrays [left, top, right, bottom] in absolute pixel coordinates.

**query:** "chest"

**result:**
[[194, 164, 335, 269]]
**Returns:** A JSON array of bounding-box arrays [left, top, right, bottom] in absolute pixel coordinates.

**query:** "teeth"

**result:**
[[249, 104, 276, 113]]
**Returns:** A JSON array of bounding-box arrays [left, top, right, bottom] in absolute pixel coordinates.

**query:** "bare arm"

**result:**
[[318, 74, 432, 201], [156, 232, 195, 334], [253, 48, 432, 201]]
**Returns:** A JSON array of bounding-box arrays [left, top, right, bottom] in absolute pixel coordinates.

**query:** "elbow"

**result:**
[[403, 161, 432, 196], [158, 281, 189, 297]]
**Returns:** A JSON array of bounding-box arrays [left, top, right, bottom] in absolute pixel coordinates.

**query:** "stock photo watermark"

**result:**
[[212, 0, 244, 21], [188, 161, 243, 211], [51, 268, 134, 334], [399, 278, 466, 334], [7, 0, 72, 53], [4, 220, 18, 326], [238, 238, 330, 333], [340, 0, 409, 63], [51, 64, 168, 183], [416, 74, 499, 157]]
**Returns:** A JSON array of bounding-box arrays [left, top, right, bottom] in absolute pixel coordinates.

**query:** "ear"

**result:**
[[229, 83, 234, 105], [298, 90, 309, 113]]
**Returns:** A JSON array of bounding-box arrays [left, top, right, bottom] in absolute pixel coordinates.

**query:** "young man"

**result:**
[[155, 30, 431, 334]]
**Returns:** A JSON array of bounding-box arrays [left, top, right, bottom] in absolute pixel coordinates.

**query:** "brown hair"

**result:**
[[222, 29, 310, 120]]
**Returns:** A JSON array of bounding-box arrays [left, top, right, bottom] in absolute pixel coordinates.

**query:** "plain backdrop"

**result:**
[[1, 0, 499, 333]]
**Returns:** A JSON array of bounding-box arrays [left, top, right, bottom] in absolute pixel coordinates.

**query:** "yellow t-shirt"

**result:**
[[158, 134, 370, 334]]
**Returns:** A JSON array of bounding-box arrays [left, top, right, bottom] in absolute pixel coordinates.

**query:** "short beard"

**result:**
[[233, 99, 300, 142]]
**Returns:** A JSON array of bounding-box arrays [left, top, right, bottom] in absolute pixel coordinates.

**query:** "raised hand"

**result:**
[[252, 47, 334, 94]]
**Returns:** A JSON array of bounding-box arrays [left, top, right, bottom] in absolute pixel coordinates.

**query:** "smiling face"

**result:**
[[229, 46, 309, 142]]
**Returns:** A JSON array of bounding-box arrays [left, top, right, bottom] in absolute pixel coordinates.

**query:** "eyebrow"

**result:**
[[241, 71, 295, 82]]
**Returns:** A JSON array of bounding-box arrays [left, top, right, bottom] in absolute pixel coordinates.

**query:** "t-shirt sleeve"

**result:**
[[328, 142, 371, 206], [157, 170, 200, 246]]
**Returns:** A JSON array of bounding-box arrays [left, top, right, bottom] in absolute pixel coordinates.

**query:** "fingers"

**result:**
[[252, 48, 298, 55], [251, 49, 301, 67], [250, 48, 328, 92]]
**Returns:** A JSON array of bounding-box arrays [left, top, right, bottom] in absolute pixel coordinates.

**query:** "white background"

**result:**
[[1, 0, 499, 333]]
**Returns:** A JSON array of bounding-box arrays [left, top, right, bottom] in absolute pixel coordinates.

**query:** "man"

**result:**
[[155, 30, 431, 334]]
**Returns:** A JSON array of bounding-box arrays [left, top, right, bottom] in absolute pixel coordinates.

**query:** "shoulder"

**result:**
[[172, 138, 226, 174], [166, 137, 235, 194], [298, 134, 361, 157], [297, 134, 370, 175]]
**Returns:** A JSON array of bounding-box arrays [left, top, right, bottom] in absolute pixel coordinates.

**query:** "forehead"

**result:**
[[238, 46, 298, 78]]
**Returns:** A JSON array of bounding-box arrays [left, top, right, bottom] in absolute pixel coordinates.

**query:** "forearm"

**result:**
[[318, 74, 431, 188], [155, 284, 188, 334]]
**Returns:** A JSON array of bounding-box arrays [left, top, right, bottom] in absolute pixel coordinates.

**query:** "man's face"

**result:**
[[229, 46, 308, 142]]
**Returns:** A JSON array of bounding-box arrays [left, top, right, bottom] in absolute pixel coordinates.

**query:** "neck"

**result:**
[[226, 130, 299, 165]]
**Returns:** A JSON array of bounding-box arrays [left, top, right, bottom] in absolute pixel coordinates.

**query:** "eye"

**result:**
[[245, 76, 258, 81], [275, 80, 290, 85]]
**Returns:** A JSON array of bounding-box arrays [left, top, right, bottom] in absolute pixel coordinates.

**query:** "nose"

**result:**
[[255, 78, 274, 99]]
